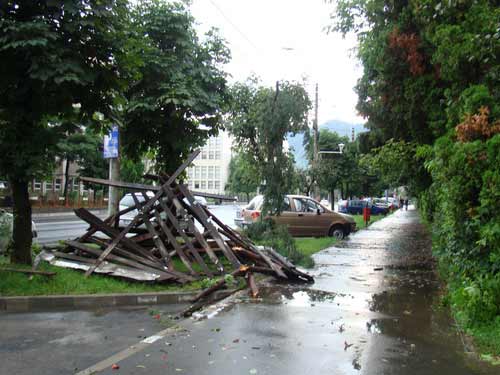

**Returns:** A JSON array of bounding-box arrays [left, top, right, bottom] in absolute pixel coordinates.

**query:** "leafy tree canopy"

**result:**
[[121, 0, 231, 174], [228, 78, 311, 215], [225, 154, 259, 201]]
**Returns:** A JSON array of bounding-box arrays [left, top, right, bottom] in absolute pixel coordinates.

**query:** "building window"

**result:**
[[208, 166, 214, 179], [45, 180, 53, 191], [215, 150, 221, 160], [215, 137, 222, 146], [195, 166, 201, 179], [188, 180, 194, 189], [208, 150, 215, 160], [208, 181, 213, 189], [214, 181, 220, 190], [200, 181, 206, 189], [34, 180, 42, 191], [215, 167, 221, 179], [201, 166, 207, 179], [54, 178, 62, 191], [194, 181, 200, 189], [187, 167, 194, 178], [201, 150, 208, 160], [72, 178, 79, 190]]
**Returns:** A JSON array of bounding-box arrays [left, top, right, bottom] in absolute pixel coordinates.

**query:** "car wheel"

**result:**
[[329, 226, 345, 240]]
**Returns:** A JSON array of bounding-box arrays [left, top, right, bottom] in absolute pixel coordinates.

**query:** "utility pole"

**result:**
[[104, 126, 120, 216], [312, 83, 320, 200], [108, 157, 120, 216]]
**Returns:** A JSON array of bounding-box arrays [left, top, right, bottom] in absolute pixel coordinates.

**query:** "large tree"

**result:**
[[0, 1, 127, 264], [228, 78, 311, 215], [121, 0, 231, 175]]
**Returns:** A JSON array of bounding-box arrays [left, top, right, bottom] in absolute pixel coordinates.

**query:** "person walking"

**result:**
[[404, 198, 409, 211]]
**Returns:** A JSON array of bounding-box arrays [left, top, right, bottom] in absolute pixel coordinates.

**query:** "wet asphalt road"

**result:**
[[3, 207, 498, 374], [0, 304, 188, 375]]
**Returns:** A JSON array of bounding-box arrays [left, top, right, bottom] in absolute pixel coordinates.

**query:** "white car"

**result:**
[[118, 192, 207, 229], [0, 209, 38, 254]]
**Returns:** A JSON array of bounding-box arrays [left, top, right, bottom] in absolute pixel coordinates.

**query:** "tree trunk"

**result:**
[[10, 179, 33, 265], [246, 192, 250, 203], [330, 189, 335, 211], [63, 158, 70, 205]]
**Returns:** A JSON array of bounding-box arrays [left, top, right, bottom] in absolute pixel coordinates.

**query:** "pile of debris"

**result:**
[[41, 150, 313, 304]]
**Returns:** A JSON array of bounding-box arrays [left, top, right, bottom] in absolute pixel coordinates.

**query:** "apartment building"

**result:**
[[186, 131, 232, 194]]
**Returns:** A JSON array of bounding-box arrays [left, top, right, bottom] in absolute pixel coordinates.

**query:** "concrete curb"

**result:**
[[0, 289, 234, 313]]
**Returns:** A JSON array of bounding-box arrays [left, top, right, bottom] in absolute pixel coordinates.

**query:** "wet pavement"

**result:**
[[90, 207, 497, 374], [0, 304, 187, 375], [3, 207, 498, 374]]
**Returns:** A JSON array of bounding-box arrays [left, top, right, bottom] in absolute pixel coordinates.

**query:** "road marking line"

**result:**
[[75, 326, 179, 375]]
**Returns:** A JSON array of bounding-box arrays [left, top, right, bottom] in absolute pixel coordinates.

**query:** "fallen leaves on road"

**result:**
[[344, 341, 353, 351]]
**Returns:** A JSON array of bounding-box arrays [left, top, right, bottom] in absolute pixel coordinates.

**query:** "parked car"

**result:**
[[0, 209, 37, 254], [234, 195, 356, 239], [118, 192, 207, 229], [338, 199, 388, 215]]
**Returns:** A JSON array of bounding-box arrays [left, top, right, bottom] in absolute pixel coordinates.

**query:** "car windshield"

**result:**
[[120, 193, 149, 208]]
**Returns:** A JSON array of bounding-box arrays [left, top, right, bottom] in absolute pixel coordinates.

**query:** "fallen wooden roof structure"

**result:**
[[43, 150, 313, 307]]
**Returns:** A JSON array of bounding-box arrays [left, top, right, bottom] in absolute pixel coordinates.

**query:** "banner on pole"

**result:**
[[103, 126, 119, 159]]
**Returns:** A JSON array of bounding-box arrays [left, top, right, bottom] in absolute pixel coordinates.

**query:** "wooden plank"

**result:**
[[246, 272, 259, 298], [132, 194, 171, 264], [203, 207, 287, 278], [191, 265, 248, 303], [156, 198, 212, 276], [160, 186, 223, 272], [153, 210, 198, 277], [74, 208, 158, 263], [84, 207, 143, 277], [66, 240, 179, 280], [177, 184, 241, 268], [82, 238, 167, 272]]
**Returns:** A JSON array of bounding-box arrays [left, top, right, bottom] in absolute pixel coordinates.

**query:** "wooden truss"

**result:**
[[48, 150, 313, 305]]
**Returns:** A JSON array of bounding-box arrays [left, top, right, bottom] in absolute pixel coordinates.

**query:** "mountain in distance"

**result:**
[[287, 119, 367, 169]]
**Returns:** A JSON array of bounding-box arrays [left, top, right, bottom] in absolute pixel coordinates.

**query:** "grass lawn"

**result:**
[[293, 213, 388, 268], [0, 255, 220, 297]]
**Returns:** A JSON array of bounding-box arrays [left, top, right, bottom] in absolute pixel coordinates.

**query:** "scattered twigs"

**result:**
[[0, 267, 56, 276]]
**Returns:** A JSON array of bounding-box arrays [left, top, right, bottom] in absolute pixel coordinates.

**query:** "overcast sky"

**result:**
[[190, 0, 364, 125]]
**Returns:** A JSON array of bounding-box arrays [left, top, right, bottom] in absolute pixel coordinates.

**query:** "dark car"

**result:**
[[338, 199, 388, 215]]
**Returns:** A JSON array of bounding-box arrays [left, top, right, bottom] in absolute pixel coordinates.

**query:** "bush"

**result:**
[[423, 133, 500, 353]]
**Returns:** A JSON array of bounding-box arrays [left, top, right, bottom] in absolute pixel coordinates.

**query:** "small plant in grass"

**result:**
[[244, 219, 313, 268], [200, 277, 218, 289]]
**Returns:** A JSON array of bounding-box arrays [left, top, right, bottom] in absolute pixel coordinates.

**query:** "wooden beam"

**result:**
[[132, 193, 171, 264], [74, 208, 158, 263], [160, 185, 223, 272], [156, 198, 212, 276], [178, 184, 241, 268], [152, 210, 198, 277]]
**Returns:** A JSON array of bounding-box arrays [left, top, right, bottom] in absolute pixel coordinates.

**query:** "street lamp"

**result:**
[[318, 143, 345, 156]]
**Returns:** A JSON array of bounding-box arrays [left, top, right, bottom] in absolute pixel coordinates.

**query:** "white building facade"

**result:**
[[186, 131, 233, 194]]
